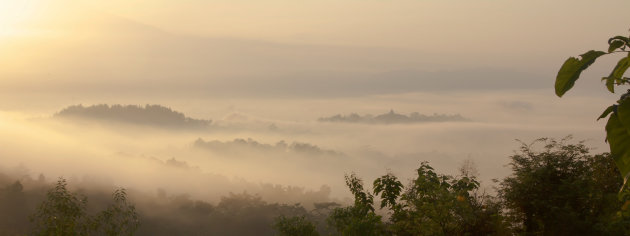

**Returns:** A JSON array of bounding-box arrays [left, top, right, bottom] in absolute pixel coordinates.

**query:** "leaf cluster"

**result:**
[[323, 162, 501, 236], [555, 33, 630, 186], [499, 137, 626, 235], [273, 215, 319, 236], [29, 178, 140, 236], [326, 174, 385, 235]]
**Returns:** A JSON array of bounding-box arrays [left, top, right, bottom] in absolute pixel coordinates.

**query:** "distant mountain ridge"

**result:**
[[318, 110, 468, 124], [55, 104, 211, 128]]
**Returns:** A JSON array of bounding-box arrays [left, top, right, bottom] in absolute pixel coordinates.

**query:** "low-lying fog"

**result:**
[[0, 88, 614, 204], [2, 2, 629, 235]]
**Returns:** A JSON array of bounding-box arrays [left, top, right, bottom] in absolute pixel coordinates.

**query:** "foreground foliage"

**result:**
[[4, 138, 630, 235], [326, 174, 385, 235], [277, 163, 504, 235], [499, 137, 628, 235], [273, 215, 319, 236], [30, 178, 139, 236], [555, 31, 630, 185], [275, 138, 630, 236]]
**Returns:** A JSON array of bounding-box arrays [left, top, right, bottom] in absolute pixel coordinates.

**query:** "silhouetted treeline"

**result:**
[[55, 104, 211, 129], [136, 192, 336, 235], [0, 173, 336, 236], [193, 138, 343, 157], [5, 137, 630, 235], [318, 110, 468, 124]]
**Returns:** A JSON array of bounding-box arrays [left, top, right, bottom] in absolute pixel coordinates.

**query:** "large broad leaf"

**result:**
[[603, 54, 630, 93], [598, 105, 616, 120], [611, 55, 630, 79], [608, 40, 626, 53], [606, 77, 616, 93], [555, 50, 607, 97], [609, 36, 630, 47], [606, 100, 630, 183]]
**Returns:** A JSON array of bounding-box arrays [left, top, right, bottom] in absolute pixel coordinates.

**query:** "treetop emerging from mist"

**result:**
[[55, 104, 212, 129], [318, 110, 468, 124]]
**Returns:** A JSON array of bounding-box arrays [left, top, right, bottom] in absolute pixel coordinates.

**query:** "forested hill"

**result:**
[[193, 138, 343, 157], [318, 110, 468, 124], [55, 104, 212, 129]]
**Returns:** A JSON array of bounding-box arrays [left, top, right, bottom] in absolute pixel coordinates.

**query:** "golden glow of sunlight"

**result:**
[[0, 112, 75, 149], [0, 0, 42, 37]]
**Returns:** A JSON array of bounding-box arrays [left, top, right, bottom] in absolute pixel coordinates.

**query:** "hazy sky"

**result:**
[[1, 0, 629, 91], [9, 0, 625, 50]]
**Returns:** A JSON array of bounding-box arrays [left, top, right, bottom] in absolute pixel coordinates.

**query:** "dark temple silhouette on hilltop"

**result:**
[[318, 110, 468, 124]]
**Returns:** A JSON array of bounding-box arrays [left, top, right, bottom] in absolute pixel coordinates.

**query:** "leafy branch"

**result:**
[[555, 33, 630, 189]]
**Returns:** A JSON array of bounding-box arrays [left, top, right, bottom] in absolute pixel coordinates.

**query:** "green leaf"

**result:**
[[612, 55, 630, 80], [598, 105, 616, 120], [602, 55, 630, 93], [609, 40, 625, 53], [555, 50, 607, 97], [606, 77, 616, 93], [607, 100, 630, 179], [609, 36, 630, 46]]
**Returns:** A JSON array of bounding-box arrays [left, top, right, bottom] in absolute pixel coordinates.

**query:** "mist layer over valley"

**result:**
[[0, 92, 613, 234], [1, 0, 629, 234], [0, 90, 610, 202]]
